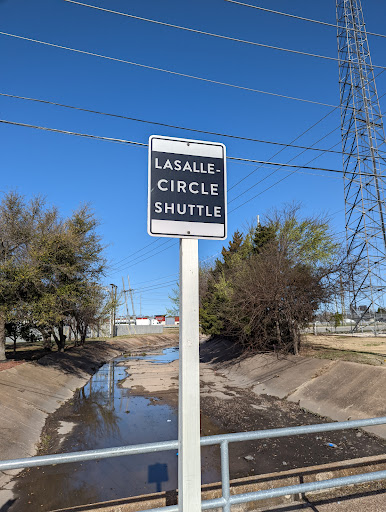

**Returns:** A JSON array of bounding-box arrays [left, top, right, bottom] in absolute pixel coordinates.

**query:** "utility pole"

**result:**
[[340, 275, 345, 325], [336, 0, 386, 332], [109, 283, 117, 337], [122, 276, 132, 334], [127, 273, 136, 319]]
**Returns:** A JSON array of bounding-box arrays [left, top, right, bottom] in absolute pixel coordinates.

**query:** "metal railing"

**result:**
[[2, 416, 386, 511]]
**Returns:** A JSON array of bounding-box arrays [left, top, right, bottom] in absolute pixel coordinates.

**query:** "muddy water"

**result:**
[[10, 348, 220, 512]]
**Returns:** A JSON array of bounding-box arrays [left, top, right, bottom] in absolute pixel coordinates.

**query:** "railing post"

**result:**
[[220, 441, 230, 512]]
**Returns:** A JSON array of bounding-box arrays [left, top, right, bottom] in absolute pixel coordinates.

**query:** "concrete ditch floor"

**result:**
[[48, 454, 386, 512]]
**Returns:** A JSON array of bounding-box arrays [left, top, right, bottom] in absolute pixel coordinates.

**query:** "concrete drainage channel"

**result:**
[[3, 344, 386, 511], [4, 348, 220, 511]]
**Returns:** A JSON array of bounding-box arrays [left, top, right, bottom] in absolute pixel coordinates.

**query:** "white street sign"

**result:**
[[147, 135, 227, 511], [148, 135, 227, 239]]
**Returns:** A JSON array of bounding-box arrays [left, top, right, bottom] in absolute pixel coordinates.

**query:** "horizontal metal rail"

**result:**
[[1, 415, 385, 471], [1, 415, 386, 511], [0, 439, 179, 471], [199, 415, 386, 446]]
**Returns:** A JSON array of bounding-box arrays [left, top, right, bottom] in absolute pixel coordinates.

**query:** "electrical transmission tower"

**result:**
[[336, 0, 386, 329]]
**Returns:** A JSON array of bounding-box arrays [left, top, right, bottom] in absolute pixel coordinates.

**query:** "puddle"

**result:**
[[10, 347, 220, 512], [123, 346, 180, 365]]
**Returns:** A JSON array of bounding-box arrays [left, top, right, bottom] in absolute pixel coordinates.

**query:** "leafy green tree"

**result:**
[[200, 231, 251, 335], [213, 230, 252, 277], [267, 203, 340, 267], [332, 312, 343, 327], [166, 284, 179, 317], [5, 320, 41, 354], [200, 273, 232, 335], [200, 205, 341, 354], [73, 283, 110, 345], [0, 192, 49, 360], [29, 205, 106, 351], [252, 224, 276, 254], [0, 192, 107, 357]]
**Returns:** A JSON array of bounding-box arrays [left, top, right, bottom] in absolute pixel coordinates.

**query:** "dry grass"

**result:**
[[301, 334, 386, 366]]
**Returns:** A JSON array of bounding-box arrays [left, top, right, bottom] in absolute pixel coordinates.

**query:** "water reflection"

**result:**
[[148, 462, 169, 493], [10, 347, 220, 512]]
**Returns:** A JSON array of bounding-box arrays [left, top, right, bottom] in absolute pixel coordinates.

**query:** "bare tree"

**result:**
[[200, 205, 343, 355]]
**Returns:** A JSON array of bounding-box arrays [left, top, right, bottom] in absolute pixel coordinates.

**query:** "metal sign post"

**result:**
[[148, 135, 227, 511], [178, 237, 200, 511]]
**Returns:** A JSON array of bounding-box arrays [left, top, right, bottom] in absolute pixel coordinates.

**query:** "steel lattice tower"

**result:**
[[336, 0, 386, 328]]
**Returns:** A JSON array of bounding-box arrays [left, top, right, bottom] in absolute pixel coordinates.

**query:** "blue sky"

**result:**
[[1, 0, 386, 315]]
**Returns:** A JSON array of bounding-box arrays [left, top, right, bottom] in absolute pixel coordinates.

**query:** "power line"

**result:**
[[225, 0, 386, 40], [232, 161, 340, 204], [229, 126, 341, 205], [4, 91, 366, 192], [0, 31, 357, 109], [106, 240, 178, 277], [109, 238, 160, 270], [228, 107, 338, 192], [228, 115, 347, 211], [0, 116, 377, 271], [130, 250, 222, 287], [122, 241, 178, 270], [229, 91, 386, 213], [0, 92, 361, 193], [110, 248, 222, 281], [229, 139, 344, 213], [226, 102, 356, 213], [3, 117, 386, 178], [64, 0, 386, 69], [107, 239, 172, 275], [0, 118, 146, 147], [135, 280, 179, 292], [0, 91, 351, 156], [132, 273, 179, 287], [228, 156, 339, 174], [234, 160, 341, 180]]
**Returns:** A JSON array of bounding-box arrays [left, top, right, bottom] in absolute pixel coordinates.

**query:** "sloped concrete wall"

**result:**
[[209, 346, 386, 439], [116, 325, 163, 336]]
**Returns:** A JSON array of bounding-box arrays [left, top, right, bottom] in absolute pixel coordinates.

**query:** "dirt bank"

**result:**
[[302, 333, 386, 365], [0, 334, 178, 509]]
